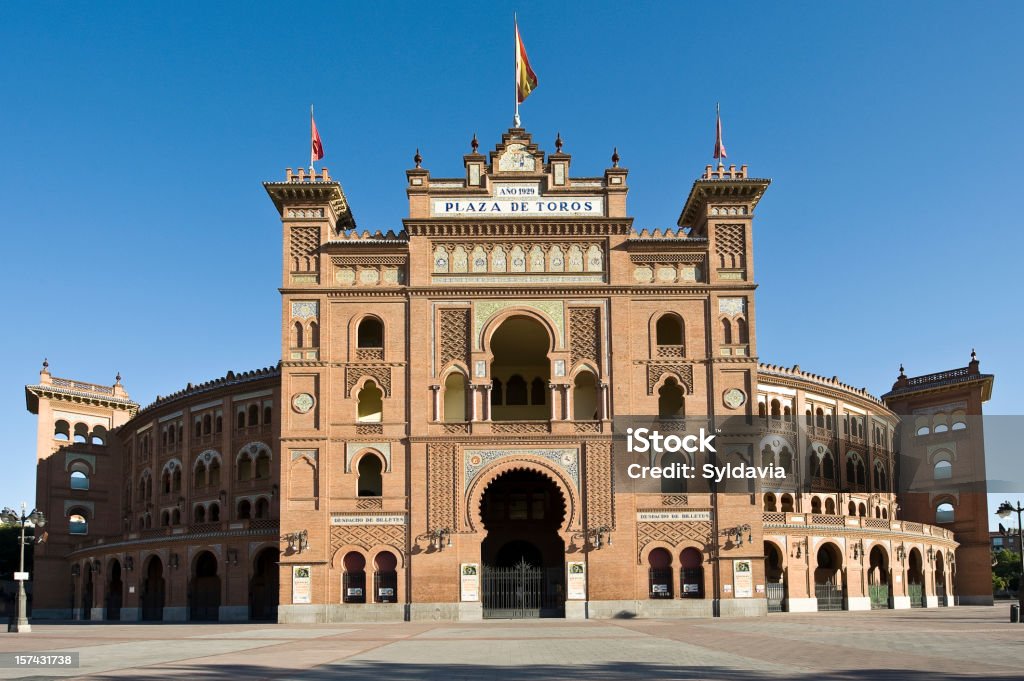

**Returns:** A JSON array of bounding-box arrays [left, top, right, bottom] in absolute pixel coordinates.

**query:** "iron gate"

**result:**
[[869, 584, 890, 609], [936, 582, 947, 607], [908, 583, 925, 608], [766, 582, 785, 612], [482, 561, 564, 619], [815, 581, 844, 611]]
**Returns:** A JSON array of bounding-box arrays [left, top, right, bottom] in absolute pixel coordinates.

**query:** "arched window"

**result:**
[[443, 373, 467, 422], [91, 426, 107, 445], [490, 378, 503, 406], [68, 510, 89, 535], [308, 321, 320, 348], [721, 318, 733, 344], [194, 505, 206, 523], [357, 455, 384, 497], [780, 494, 794, 513], [255, 451, 271, 479], [660, 452, 686, 493], [161, 470, 171, 494], [255, 497, 269, 519], [194, 419, 202, 438], [194, 462, 207, 488], [680, 547, 704, 598], [779, 448, 793, 474], [237, 456, 252, 481], [172, 467, 182, 492], [373, 551, 398, 603], [737, 317, 749, 344], [73, 423, 88, 443], [70, 470, 90, 491], [237, 409, 246, 429], [293, 321, 304, 348], [209, 503, 220, 522], [203, 414, 212, 435], [758, 401, 767, 418], [658, 377, 684, 419], [848, 501, 857, 516], [934, 460, 952, 480], [505, 375, 528, 405], [172, 509, 180, 525], [811, 497, 822, 514], [816, 408, 825, 428], [936, 502, 955, 524], [263, 404, 272, 426], [343, 552, 367, 603], [825, 498, 836, 514], [858, 503, 867, 517], [530, 377, 546, 405], [357, 380, 384, 422], [237, 500, 252, 520], [770, 399, 781, 419], [822, 453, 835, 479], [648, 548, 673, 599], [54, 420, 70, 441], [573, 370, 598, 420], [357, 317, 384, 348], [160, 510, 170, 527], [209, 459, 221, 487], [249, 404, 259, 426], [655, 314, 683, 347], [763, 493, 777, 512]]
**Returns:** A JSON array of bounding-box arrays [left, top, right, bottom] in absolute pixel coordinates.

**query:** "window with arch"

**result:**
[[655, 314, 684, 356], [308, 320, 320, 348], [248, 404, 259, 426], [647, 548, 673, 599], [936, 502, 955, 524], [848, 500, 857, 516], [660, 452, 687, 494], [194, 461, 208, 488], [171, 509, 180, 525], [209, 503, 220, 522], [658, 377, 684, 419], [54, 420, 70, 441], [255, 449, 271, 479], [811, 497, 822, 514], [780, 494, 795, 513], [721, 318, 733, 344], [237, 499, 252, 520], [858, 502, 867, 517], [736, 317, 749, 344], [255, 497, 269, 519], [91, 426, 107, 445], [443, 372, 467, 422], [825, 498, 836, 515], [237, 455, 253, 481], [763, 493, 777, 512], [203, 414, 212, 435], [505, 375, 528, 405], [572, 370, 598, 420], [68, 509, 89, 535], [357, 317, 384, 349], [73, 423, 88, 443], [815, 408, 825, 428], [209, 458, 221, 487], [293, 321, 304, 349], [237, 409, 246, 429], [70, 465, 90, 491], [680, 547, 704, 598], [343, 551, 367, 603], [530, 377, 546, 406], [357, 454, 384, 497], [160, 510, 170, 527], [490, 378, 503, 406], [263, 404, 272, 426], [374, 551, 398, 603], [194, 505, 206, 523], [357, 380, 384, 422], [874, 462, 889, 491], [933, 459, 952, 480]]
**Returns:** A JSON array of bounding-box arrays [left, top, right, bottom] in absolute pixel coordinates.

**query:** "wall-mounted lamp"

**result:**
[[71, 564, 80, 577], [93, 559, 102, 574], [227, 549, 239, 566], [724, 524, 752, 547], [271, 484, 279, 499], [927, 547, 935, 563], [896, 544, 906, 562], [169, 553, 179, 570], [219, 490, 227, 504], [427, 528, 452, 551], [282, 529, 309, 554], [793, 538, 807, 559], [125, 556, 134, 572], [852, 539, 863, 561], [573, 526, 613, 551]]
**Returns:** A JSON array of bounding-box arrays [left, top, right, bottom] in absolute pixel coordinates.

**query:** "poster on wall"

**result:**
[[460, 563, 479, 601], [733, 559, 753, 598], [566, 561, 586, 600], [292, 565, 312, 604]]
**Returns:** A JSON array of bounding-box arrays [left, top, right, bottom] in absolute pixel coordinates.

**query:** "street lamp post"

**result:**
[[2, 504, 46, 633], [996, 500, 1024, 622]]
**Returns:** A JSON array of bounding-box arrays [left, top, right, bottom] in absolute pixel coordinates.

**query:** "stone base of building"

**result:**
[[118, 607, 140, 621], [785, 597, 817, 612], [407, 602, 481, 622], [925, 595, 939, 608], [585, 599, 716, 619], [32, 608, 73, 620], [565, 600, 586, 619], [219, 606, 249, 622], [278, 603, 406, 623], [892, 596, 911, 609], [718, 599, 767, 617], [846, 596, 871, 611], [958, 595, 994, 606], [163, 607, 188, 622]]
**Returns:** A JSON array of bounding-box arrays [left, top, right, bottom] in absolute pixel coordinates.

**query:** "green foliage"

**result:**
[[992, 549, 1022, 594]]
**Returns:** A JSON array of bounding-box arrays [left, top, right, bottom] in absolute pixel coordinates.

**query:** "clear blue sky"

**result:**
[[2, 3, 1022, 519]]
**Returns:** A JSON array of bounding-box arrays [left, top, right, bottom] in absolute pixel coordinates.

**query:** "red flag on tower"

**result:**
[[713, 103, 727, 161], [311, 105, 325, 168]]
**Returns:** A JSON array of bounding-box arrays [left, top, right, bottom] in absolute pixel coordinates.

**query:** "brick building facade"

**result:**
[[26, 127, 993, 621]]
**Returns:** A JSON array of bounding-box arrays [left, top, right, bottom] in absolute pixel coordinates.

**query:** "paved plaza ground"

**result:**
[[0, 606, 1021, 680]]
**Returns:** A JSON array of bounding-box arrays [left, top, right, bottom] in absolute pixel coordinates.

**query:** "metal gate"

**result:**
[[766, 582, 785, 612], [936, 582, 947, 607], [482, 560, 564, 619], [815, 581, 844, 611], [908, 583, 925, 608], [869, 584, 890, 609]]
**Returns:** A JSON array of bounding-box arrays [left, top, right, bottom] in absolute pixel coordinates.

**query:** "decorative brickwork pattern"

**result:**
[[330, 523, 406, 552], [356, 497, 383, 510], [569, 307, 601, 369], [290, 226, 320, 272], [647, 363, 694, 395], [714, 224, 745, 270], [584, 441, 614, 529], [439, 308, 470, 369], [636, 521, 712, 563], [345, 365, 392, 397], [427, 443, 457, 531], [661, 494, 689, 506]]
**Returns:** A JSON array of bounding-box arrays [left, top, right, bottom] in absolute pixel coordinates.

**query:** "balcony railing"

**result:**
[[762, 512, 955, 540]]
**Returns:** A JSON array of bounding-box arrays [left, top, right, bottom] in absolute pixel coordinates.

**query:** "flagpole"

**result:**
[[514, 14, 520, 128], [310, 104, 315, 176]]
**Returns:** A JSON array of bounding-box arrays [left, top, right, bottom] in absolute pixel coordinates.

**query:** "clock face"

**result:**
[[723, 388, 746, 409], [498, 144, 536, 172]]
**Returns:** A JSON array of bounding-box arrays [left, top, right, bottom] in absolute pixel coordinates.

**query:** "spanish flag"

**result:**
[[515, 20, 538, 104]]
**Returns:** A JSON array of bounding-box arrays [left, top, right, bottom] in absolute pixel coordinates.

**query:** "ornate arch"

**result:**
[[237, 441, 272, 464], [481, 306, 560, 355], [465, 458, 577, 533]]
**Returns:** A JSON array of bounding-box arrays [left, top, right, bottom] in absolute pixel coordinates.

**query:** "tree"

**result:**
[[992, 549, 1021, 595]]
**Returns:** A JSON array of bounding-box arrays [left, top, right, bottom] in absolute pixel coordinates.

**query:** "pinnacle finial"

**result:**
[[115, 372, 122, 384], [42, 358, 49, 370], [471, 133, 479, 153], [899, 363, 905, 377], [414, 148, 422, 168], [971, 348, 977, 361], [555, 132, 563, 153], [611, 147, 620, 167]]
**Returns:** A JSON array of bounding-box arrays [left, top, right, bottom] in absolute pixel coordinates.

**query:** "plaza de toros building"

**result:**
[[26, 126, 994, 622]]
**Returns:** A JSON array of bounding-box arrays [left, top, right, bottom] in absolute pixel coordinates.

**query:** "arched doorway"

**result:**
[[189, 551, 221, 621], [680, 547, 705, 599], [489, 316, 551, 422], [373, 551, 398, 603], [908, 548, 925, 608], [81, 563, 94, 621], [647, 548, 673, 599], [141, 556, 165, 621], [935, 550, 947, 607], [106, 560, 123, 620], [814, 543, 844, 611], [868, 546, 890, 609], [764, 542, 785, 612], [249, 548, 279, 620], [480, 469, 565, 618]]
